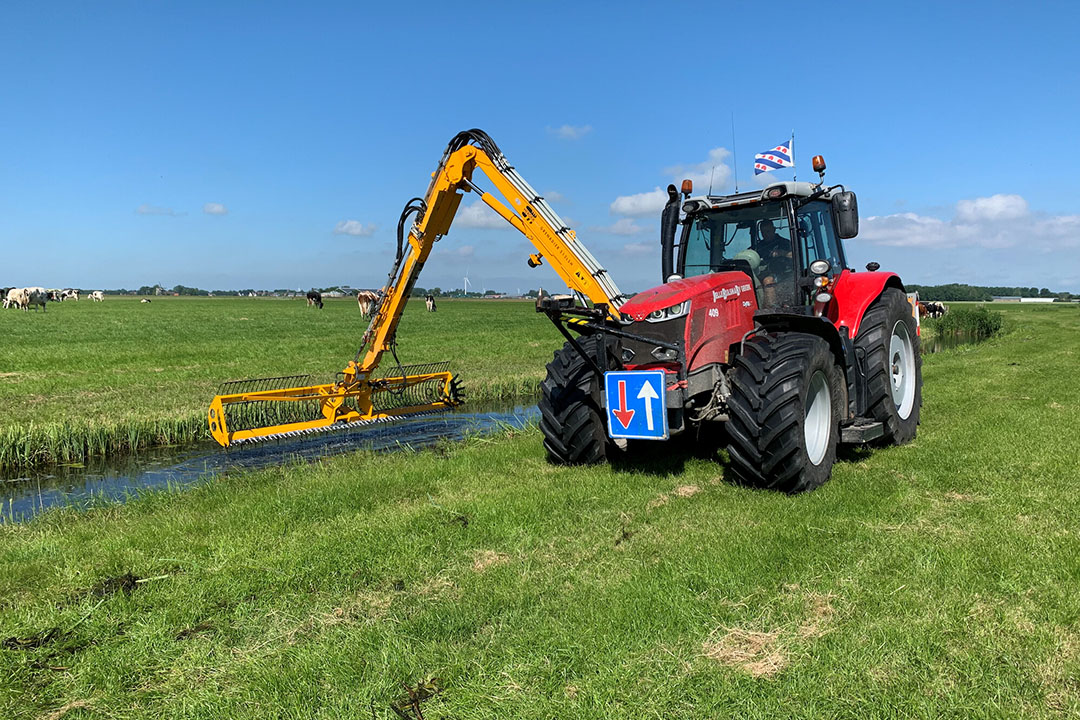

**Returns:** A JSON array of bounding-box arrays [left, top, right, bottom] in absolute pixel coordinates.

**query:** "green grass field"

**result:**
[[0, 297, 561, 470], [2, 303, 1079, 718]]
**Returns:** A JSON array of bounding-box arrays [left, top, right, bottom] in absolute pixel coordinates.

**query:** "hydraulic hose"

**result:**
[[396, 197, 427, 262]]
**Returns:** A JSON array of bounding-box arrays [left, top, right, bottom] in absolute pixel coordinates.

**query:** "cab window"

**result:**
[[796, 200, 844, 275]]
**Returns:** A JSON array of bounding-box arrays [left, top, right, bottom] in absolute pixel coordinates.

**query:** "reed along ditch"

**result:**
[[2, 402, 539, 524], [1, 317, 994, 524]]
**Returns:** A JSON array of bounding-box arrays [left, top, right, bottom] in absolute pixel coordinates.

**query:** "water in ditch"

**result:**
[[2, 402, 539, 524], [922, 329, 981, 354]]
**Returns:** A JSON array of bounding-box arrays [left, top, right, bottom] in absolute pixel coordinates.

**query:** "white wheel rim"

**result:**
[[889, 320, 916, 419], [804, 370, 831, 466]]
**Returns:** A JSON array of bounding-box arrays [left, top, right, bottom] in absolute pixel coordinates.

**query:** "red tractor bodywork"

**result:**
[[620, 271, 759, 372]]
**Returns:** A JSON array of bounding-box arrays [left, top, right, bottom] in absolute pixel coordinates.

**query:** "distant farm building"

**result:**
[[991, 296, 1022, 302]]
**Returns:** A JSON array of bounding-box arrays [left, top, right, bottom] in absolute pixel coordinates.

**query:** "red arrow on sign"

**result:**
[[613, 380, 635, 429]]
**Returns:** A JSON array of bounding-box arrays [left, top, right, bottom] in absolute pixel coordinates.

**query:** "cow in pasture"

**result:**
[[925, 301, 947, 318], [356, 290, 379, 317], [6, 287, 45, 311], [47, 290, 62, 302], [5, 288, 27, 310], [25, 287, 47, 312], [1, 288, 13, 308], [425, 294, 437, 312], [61, 289, 79, 302], [88, 291, 105, 302], [306, 290, 324, 309], [141, 298, 152, 303]]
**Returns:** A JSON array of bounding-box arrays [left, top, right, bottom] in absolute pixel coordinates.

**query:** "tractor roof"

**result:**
[[685, 181, 831, 210]]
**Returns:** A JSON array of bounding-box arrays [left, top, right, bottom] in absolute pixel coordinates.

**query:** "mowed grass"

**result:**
[[1, 304, 1079, 718], [0, 297, 561, 470]]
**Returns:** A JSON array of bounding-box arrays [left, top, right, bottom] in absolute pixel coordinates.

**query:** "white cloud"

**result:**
[[955, 193, 1028, 222], [203, 202, 228, 216], [548, 124, 592, 140], [590, 218, 646, 235], [664, 147, 732, 192], [136, 204, 183, 216], [445, 244, 475, 259], [623, 242, 654, 256], [860, 193, 1080, 252], [455, 201, 506, 229], [610, 187, 668, 217], [608, 147, 734, 218], [333, 219, 377, 237], [544, 190, 565, 202]]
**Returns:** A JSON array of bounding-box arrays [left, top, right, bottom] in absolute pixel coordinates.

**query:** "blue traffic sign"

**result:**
[[604, 370, 669, 440]]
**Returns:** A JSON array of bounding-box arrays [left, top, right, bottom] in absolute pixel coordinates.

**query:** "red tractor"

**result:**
[[538, 158, 921, 492]]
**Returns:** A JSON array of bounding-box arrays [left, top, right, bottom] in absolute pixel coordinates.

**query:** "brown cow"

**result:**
[[356, 290, 379, 317]]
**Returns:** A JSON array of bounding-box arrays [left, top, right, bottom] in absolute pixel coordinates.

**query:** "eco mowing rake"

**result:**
[[207, 361, 464, 447]]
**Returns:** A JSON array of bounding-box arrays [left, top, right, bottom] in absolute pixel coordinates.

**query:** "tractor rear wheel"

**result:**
[[539, 334, 621, 465], [854, 287, 922, 444], [726, 332, 844, 493]]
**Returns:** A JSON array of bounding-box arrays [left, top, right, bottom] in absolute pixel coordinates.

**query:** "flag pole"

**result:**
[[791, 129, 796, 183]]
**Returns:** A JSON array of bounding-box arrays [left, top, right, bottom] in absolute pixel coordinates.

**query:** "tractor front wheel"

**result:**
[[539, 334, 621, 465], [726, 333, 844, 493], [854, 287, 922, 444]]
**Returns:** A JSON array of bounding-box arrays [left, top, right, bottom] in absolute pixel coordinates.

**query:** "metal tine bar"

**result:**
[[376, 361, 450, 380], [219, 374, 314, 394]]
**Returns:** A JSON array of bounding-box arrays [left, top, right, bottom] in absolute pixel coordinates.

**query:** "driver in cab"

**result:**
[[758, 219, 794, 306]]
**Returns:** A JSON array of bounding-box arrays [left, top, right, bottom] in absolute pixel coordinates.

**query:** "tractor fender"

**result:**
[[828, 269, 904, 338], [750, 310, 848, 371]]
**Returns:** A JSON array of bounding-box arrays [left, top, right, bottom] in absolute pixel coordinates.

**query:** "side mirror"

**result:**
[[832, 191, 859, 239]]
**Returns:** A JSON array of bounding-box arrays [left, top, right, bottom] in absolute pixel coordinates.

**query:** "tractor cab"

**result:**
[[661, 177, 859, 312]]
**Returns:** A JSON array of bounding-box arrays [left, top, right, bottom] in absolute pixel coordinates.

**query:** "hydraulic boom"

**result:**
[[208, 129, 625, 446]]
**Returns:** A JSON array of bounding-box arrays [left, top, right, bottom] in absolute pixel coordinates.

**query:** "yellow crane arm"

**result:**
[[354, 129, 625, 377]]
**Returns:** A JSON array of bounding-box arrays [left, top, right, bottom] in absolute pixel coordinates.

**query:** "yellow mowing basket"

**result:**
[[207, 361, 464, 447]]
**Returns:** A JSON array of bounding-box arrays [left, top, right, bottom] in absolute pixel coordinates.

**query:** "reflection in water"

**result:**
[[2, 404, 539, 524]]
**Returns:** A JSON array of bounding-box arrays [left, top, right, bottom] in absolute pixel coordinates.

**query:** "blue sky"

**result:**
[[3, 1, 1079, 293]]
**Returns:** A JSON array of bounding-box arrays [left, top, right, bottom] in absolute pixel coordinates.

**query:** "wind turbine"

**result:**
[[463, 267, 471, 296]]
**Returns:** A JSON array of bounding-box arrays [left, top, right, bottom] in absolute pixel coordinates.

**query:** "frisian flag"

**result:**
[[753, 141, 793, 175]]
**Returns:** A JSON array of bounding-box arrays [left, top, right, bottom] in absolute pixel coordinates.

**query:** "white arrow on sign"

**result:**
[[637, 380, 660, 431]]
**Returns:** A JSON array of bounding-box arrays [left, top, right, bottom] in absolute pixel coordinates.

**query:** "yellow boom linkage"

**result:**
[[208, 130, 625, 447]]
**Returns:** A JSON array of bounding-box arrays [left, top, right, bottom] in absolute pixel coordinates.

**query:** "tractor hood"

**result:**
[[620, 271, 752, 322]]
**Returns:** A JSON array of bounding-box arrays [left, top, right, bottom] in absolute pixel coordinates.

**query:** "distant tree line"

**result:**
[[410, 287, 528, 298], [92, 285, 544, 298], [907, 283, 1076, 302]]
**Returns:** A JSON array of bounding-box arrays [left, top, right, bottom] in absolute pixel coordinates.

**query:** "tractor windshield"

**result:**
[[680, 203, 797, 307]]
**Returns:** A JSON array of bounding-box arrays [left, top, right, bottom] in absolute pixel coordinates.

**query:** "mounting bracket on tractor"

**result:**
[[536, 293, 686, 382]]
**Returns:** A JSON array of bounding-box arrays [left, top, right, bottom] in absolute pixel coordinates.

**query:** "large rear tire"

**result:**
[[854, 287, 922, 444], [539, 334, 620, 465], [726, 333, 844, 493]]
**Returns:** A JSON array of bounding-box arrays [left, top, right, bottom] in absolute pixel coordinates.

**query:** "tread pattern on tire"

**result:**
[[539, 334, 616, 465], [854, 287, 922, 445], [726, 332, 840, 493]]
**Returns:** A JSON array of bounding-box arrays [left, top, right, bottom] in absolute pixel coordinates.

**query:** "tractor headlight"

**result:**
[[815, 292, 833, 304], [810, 259, 831, 275], [645, 300, 690, 323]]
